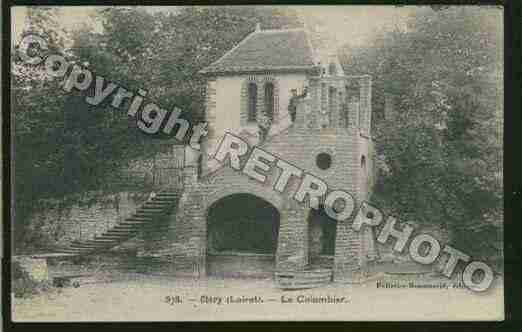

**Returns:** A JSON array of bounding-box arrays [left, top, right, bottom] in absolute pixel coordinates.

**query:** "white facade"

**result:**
[[205, 72, 308, 158]]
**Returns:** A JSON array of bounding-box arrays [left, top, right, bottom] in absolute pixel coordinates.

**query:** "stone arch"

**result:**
[[205, 184, 284, 214], [205, 192, 281, 277]]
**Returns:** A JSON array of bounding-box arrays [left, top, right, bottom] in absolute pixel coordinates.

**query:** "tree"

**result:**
[[340, 6, 503, 260], [12, 6, 301, 252]]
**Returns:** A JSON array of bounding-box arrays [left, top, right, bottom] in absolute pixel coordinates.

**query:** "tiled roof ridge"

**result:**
[[199, 27, 317, 75], [200, 29, 258, 73]]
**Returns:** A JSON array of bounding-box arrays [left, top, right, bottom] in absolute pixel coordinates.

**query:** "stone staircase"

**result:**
[[59, 191, 181, 255]]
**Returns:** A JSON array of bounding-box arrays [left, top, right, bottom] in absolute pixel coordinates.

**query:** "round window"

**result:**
[[316, 153, 332, 170]]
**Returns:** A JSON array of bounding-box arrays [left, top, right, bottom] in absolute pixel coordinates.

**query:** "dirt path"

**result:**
[[12, 273, 503, 321]]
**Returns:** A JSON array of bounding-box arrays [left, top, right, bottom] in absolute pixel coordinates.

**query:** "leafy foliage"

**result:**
[[340, 7, 503, 259], [11, 261, 52, 298], [12, 7, 300, 252]]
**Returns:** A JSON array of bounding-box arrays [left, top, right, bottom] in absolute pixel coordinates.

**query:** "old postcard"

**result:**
[[8, 5, 503, 321]]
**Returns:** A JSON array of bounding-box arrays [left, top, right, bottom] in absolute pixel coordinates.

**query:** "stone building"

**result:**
[[149, 25, 378, 281], [60, 25, 378, 283]]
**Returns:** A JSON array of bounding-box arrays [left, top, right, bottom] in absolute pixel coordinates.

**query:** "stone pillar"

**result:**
[[359, 75, 372, 136], [169, 186, 206, 277], [276, 206, 308, 271], [297, 76, 320, 130], [348, 97, 360, 129], [334, 87, 343, 128], [333, 220, 368, 283], [294, 98, 307, 127], [159, 148, 206, 277], [202, 77, 217, 175], [183, 146, 199, 188], [183, 146, 206, 275]]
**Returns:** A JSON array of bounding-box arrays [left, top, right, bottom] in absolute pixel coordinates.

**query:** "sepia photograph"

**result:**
[[7, 5, 503, 321]]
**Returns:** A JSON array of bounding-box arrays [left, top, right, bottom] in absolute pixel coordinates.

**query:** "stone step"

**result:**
[[132, 215, 164, 220], [64, 190, 181, 254], [125, 217, 153, 222], [153, 194, 177, 198], [59, 249, 83, 254], [136, 208, 165, 214], [64, 250, 90, 254], [126, 215, 154, 219], [99, 230, 134, 236], [105, 231, 135, 237], [113, 224, 142, 229], [104, 232, 138, 238], [148, 198, 174, 202], [97, 235, 129, 240], [141, 223, 169, 228], [119, 221, 146, 225], [64, 244, 91, 250], [70, 244, 106, 250], [71, 240, 111, 246], [148, 197, 175, 202], [155, 194, 179, 199], [69, 246, 108, 253], [141, 228, 169, 232], [134, 211, 165, 217], [91, 238, 121, 242], [105, 229, 140, 235], [150, 199, 177, 204], [143, 203, 171, 208], [140, 206, 166, 210], [68, 241, 100, 247], [108, 229, 138, 235]]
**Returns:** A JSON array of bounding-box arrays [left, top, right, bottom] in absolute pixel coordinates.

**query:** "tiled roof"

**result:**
[[200, 29, 316, 74]]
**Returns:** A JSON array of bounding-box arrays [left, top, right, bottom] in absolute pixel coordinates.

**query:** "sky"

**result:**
[[11, 5, 421, 47]]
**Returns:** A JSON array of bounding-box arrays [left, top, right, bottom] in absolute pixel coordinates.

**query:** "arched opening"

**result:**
[[247, 83, 257, 122], [207, 193, 280, 277], [308, 205, 337, 269], [264, 82, 274, 120]]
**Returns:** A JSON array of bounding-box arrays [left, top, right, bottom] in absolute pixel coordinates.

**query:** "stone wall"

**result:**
[[139, 166, 208, 276], [30, 190, 151, 249], [139, 72, 375, 282], [153, 124, 374, 280], [25, 143, 185, 252]]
